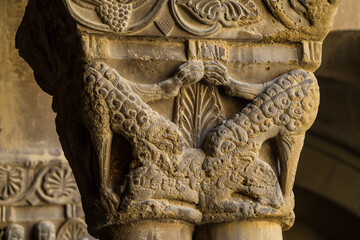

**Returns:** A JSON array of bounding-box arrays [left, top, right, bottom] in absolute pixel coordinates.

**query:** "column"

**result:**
[[16, 0, 341, 239]]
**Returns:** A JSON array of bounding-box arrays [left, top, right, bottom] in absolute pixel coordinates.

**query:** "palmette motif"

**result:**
[[176, 0, 260, 26]]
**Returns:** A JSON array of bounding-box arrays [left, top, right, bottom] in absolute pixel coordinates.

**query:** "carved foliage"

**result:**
[[42, 166, 78, 199], [57, 218, 89, 240], [0, 167, 24, 201], [177, 0, 260, 26], [174, 83, 225, 148], [0, 158, 80, 206], [171, 0, 260, 35], [69, 0, 261, 36]]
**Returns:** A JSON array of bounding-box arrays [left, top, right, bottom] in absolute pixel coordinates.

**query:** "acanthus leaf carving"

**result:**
[[170, 0, 261, 36], [174, 83, 225, 148], [177, 0, 260, 27]]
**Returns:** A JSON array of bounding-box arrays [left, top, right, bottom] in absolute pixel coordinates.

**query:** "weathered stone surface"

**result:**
[[0, 149, 94, 240], [15, 0, 340, 239]]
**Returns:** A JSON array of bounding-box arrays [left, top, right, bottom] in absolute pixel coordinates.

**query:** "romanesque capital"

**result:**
[[16, 0, 340, 239]]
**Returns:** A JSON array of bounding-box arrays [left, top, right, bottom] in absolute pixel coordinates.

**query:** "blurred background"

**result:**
[[0, 0, 359, 239]]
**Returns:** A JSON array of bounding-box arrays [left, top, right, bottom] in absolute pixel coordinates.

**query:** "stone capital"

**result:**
[[16, 0, 340, 239]]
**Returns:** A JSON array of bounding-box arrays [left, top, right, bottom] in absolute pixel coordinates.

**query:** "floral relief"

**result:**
[[57, 218, 89, 240], [42, 166, 78, 198], [0, 166, 23, 200], [177, 0, 260, 27]]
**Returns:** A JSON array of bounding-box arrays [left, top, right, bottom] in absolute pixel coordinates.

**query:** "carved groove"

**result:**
[[175, 83, 225, 148]]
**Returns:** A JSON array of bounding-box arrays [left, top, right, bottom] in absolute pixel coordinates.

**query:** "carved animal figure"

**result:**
[[262, 0, 339, 29], [81, 61, 204, 210], [201, 69, 319, 220]]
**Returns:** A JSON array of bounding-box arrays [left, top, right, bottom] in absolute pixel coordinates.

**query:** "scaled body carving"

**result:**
[[80, 60, 319, 230], [81, 61, 205, 226], [15, 0, 337, 238], [201, 68, 319, 227]]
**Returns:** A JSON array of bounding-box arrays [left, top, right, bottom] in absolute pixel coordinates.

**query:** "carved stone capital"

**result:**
[[16, 0, 340, 239]]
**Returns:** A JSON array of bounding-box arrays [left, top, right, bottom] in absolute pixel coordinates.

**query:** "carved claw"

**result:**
[[99, 185, 120, 210], [174, 60, 204, 86], [203, 60, 229, 86]]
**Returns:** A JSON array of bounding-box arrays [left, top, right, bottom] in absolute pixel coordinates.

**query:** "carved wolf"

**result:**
[[81, 62, 204, 213], [200, 69, 320, 224]]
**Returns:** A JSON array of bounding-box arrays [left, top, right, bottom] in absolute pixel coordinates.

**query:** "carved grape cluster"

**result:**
[[96, 1, 132, 32]]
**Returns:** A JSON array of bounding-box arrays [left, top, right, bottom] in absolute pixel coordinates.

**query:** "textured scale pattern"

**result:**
[[204, 69, 319, 158], [83, 62, 185, 171], [82, 62, 202, 211], [200, 70, 320, 222]]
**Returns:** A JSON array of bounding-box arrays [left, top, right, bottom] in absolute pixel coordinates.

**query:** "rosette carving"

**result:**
[[57, 218, 89, 240], [42, 165, 78, 199], [0, 166, 24, 201]]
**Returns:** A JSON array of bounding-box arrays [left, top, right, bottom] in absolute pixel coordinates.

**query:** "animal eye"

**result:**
[[221, 141, 235, 153]]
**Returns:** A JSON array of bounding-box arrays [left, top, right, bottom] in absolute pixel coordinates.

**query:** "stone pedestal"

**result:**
[[16, 0, 341, 239]]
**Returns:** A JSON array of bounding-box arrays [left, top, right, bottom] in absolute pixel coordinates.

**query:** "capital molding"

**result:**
[[16, 0, 340, 239]]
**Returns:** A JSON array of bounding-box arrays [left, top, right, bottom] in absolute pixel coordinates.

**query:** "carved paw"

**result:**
[[203, 60, 229, 86], [217, 200, 256, 217], [174, 60, 204, 86], [99, 186, 120, 210]]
